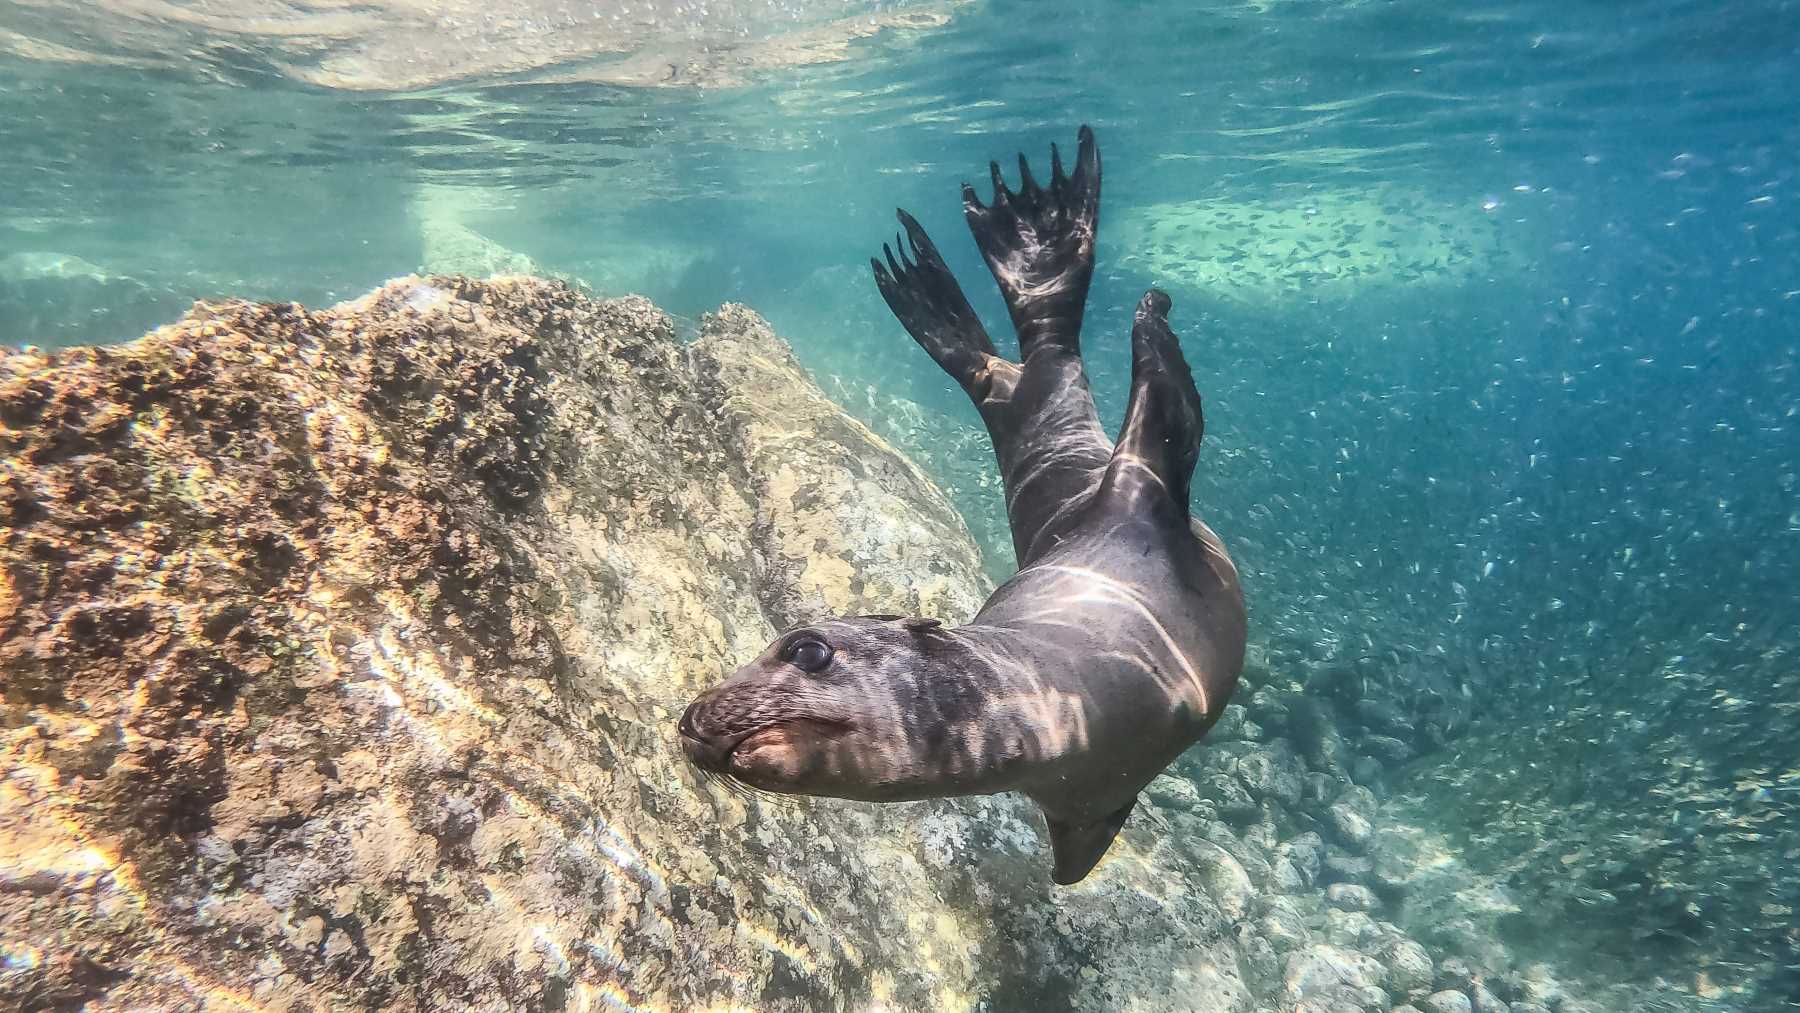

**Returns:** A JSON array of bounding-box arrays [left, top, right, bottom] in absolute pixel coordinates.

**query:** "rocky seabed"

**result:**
[[1, 276, 1665, 1011]]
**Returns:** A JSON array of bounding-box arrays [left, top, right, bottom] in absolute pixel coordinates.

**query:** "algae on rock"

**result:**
[[0, 276, 1251, 1011], [0, 274, 1651, 1012]]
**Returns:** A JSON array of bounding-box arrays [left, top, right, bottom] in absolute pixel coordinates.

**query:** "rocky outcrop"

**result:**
[[0, 276, 1636, 1012], [0, 276, 1236, 1011], [0, 251, 184, 349], [417, 220, 544, 281]]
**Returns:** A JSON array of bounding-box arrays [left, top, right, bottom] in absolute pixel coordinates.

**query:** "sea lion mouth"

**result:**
[[677, 713, 852, 784], [677, 725, 753, 773], [728, 725, 794, 769], [727, 718, 856, 790]]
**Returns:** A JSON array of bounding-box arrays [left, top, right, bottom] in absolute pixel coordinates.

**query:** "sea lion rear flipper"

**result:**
[[962, 125, 1100, 358], [1097, 289, 1204, 519], [1043, 796, 1136, 885], [872, 210, 1013, 403]]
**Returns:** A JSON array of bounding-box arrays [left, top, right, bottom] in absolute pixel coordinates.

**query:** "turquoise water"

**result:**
[[4, 0, 1798, 1006]]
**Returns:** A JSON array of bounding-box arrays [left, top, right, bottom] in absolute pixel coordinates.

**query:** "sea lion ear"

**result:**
[[902, 617, 942, 633]]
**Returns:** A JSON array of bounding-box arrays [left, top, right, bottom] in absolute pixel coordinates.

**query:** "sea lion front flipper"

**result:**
[[1097, 289, 1204, 519], [962, 125, 1100, 358], [1043, 796, 1136, 885], [872, 209, 1016, 405]]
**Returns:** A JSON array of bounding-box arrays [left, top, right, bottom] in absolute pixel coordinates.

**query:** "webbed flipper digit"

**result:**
[[1097, 288, 1204, 518], [962, 125, 1101, 358], [872, 209, 1014, 403]]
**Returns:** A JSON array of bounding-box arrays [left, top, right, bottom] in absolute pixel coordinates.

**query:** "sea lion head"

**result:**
[[678, 614, 987, 801]]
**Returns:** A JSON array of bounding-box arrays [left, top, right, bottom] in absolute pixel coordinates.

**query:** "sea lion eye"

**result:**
[[783, 637, 833, 673]]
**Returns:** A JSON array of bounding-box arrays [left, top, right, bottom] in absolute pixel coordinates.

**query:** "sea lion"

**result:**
[[679, 126, 1247, 884]]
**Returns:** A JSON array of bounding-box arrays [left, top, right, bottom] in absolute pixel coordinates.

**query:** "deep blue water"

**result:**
[[3, 0, 1799, 1006]]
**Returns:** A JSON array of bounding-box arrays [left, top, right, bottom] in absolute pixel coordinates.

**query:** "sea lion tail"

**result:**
[[872, 209, 1009, 401], [961, 125, 1100, 358], [1097, 289, 1204, 517]]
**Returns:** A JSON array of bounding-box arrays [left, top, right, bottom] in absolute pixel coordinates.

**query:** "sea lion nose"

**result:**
[[678, 700, 704, 741], [678, 701, 735, 771]]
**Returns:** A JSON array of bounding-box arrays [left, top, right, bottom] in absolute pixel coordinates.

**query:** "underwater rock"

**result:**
[[1514, 964, 1567, 1008], [417, 217, 544, 279], [1247, 684, 1293, 729], [1326, 883, 1381, 912], [1422, 989, 1476, 1013], [1282, 943, 1388, 1006], [1328, 785, 1379, 851], [1354, 698, 1414, 737], [1268, 858, 1307, 895], [0, 275, 1277, 1011], [0, 274, 1643, 1012], [691, 304, 986, 626], [0, 250, 111, 282], [1191, 818, 1274, 884], [1188, 839, 1256, 922], [1233, 927, 1283, 995], [1296, 701, 1357, 779], [1319, 908, 1383, 949], [1420, 991, 1480, 1013], [1207, 701, 1256, 741], [1235, 739, 1307, 806], [1251, 895, 1314, 954], [1292, 986, 1386, 1013], [1275, 831, 1326, 887], [1351, 754, 1386, 786], [1217, 670, 1646, 1010], [1383, 937, 1437, 993], [1368, 831, 1421, 899], [1302, 769, 1338, 804], [1469, 981, 1509, 1013], [1206, 771, 1262, 823], [1361, 733, 1416, 765], [1146, 771, 1204, 810], [1322, 852, 1374, 886], [0, 250, 184, 347], [1435, 957, 1477, 991], [816, 379, 1013, 574]]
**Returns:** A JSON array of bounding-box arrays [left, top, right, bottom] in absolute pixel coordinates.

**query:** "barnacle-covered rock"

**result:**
[[0, 276, 1255, 1011]]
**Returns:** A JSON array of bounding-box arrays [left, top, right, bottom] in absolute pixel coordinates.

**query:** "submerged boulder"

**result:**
[[0, 250, 184, 349], [1, 275, 1648, 1013], [0, 276, 1255, 1011]]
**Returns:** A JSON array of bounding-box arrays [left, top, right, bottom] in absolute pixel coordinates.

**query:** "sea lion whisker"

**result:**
[[699, 762, 796, 810], [724, 772, 805, 810]]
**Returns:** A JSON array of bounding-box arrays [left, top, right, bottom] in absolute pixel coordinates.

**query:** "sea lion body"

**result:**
[[973, 514, 1244, 829], [680, 126, 1247, 883]]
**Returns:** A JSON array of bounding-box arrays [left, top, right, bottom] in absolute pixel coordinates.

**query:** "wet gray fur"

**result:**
[[681, 126, 1247, 884]]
